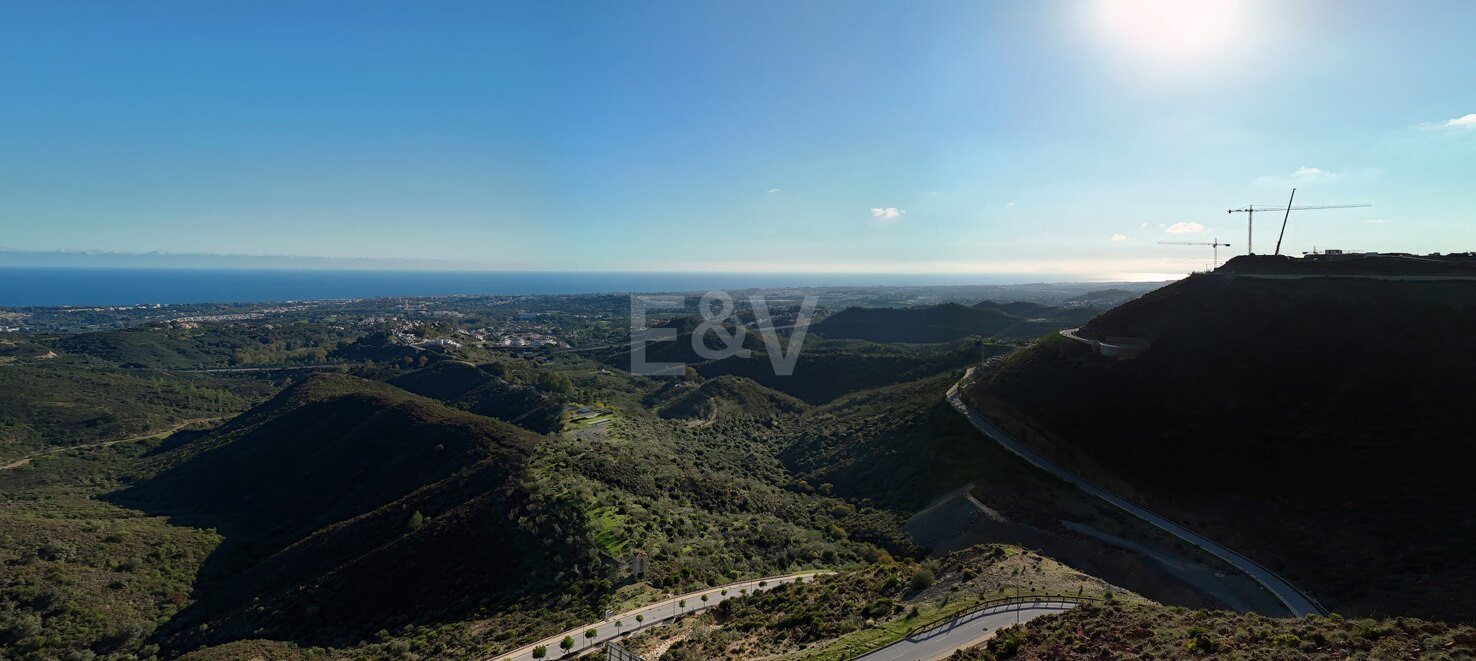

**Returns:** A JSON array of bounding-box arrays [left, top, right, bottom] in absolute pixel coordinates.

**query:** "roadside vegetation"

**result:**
[[954, 603, 1476, 660], [625, 543, 1138, 660]]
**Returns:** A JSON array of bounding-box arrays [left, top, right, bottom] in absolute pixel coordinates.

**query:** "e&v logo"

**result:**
[[629, 291, 817, 376]]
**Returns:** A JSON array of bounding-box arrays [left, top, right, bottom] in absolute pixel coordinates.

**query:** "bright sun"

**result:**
[[1088, 0, 1251, 63]]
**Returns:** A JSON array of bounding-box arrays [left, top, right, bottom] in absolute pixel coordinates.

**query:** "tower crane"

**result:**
[[1158, 238, 1232, 269], [1228, 191, 1370, 256]]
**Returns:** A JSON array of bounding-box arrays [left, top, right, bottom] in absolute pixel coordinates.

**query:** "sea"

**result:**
[[0, 267, 1092, 308]]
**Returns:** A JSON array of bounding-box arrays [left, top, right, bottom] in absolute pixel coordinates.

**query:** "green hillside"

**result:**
[[109, 374, 599, 650], [693, 343, 990, 404], [968, 271, 1476, 621], [0, 362, 269, 461], [46, 323, 351, 369], [645, 375, 808, 421], [778, 372, 984, 511], [388, 360, 565, 432], [955, 603, 1476, 660], [814, 303, 1023, 343], [814, 302, 1100, 344]]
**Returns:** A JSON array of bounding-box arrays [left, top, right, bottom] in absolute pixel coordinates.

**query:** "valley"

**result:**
[[1, 271, 1472, 660]]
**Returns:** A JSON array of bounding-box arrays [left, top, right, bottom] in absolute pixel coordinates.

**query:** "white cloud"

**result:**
[[870, 207, 906, 223], [1365, 219, 1391, 224], [1165, 221, 1206, 234], [1005, 201, 1016, 208], [1255, 165, 1340, 186], [767, 188, 782, 193], [1292, 166, 1334, 179], [1110, 233, 1129, 242], [1418, 114, 1476, 131], [1139, 222, 1148, 229]]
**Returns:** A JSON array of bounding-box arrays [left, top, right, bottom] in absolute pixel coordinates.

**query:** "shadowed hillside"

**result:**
[[778, 372, 1254, 612], [388, 360, 564, 432], [815, 302, 1101, 344], [966, 270, 1476, 621], [596, 317, 995, 404], [109, 374, 599, 650]]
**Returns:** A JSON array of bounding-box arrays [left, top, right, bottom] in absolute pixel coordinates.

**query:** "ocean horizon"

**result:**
[[0, 266, 1137, 308]]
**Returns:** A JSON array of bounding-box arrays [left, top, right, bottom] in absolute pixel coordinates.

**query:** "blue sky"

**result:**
[[1, 0, 1472, 278]]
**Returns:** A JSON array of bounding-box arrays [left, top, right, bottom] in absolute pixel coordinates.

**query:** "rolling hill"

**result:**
[[965, 264, 1476, 621], [388, 360, 564, 432], [0, 361, 268, 460], [109, 373, 600, 650], [644, 375, 808, 421], [814, 301, 1101, 344], [692, 343, 989, 404]]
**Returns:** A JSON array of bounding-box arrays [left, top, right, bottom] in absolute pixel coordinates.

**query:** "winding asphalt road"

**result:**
[[945, 368, 1324, 617], [851, 601, 1077, 661], [488, 571, 830, 661]]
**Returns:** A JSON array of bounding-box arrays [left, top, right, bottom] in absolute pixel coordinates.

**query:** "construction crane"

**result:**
[[1228, 191, 1370, 256], [1159, 238, 1232, 269]]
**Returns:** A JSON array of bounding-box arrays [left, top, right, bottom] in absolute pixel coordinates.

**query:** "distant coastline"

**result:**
[[0, 267, 1120, 308]]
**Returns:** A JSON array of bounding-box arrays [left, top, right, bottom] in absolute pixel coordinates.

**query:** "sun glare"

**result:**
[[1088, 0, 1251, 63]]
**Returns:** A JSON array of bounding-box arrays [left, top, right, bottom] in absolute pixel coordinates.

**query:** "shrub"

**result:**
[[909, 567, 935, 591], [38, 541, 76, 562]]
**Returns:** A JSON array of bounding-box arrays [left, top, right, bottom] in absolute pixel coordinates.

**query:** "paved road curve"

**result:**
[[946, 369, 1324, 617], [850, 601, 1077, 661], [488, 571, 830, 661]]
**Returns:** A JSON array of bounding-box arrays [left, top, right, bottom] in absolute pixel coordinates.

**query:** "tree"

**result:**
[[678, 599, 686, 613], [532, 645, 547, 659], [537, 371, 575, 395], [700, 594, 709, 604], [614, 619, 623, 635], [585, 628, 597, 644], [560, 636, 574, 653], [635, 614, 644, 625], [407, 511, 425, 531]]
